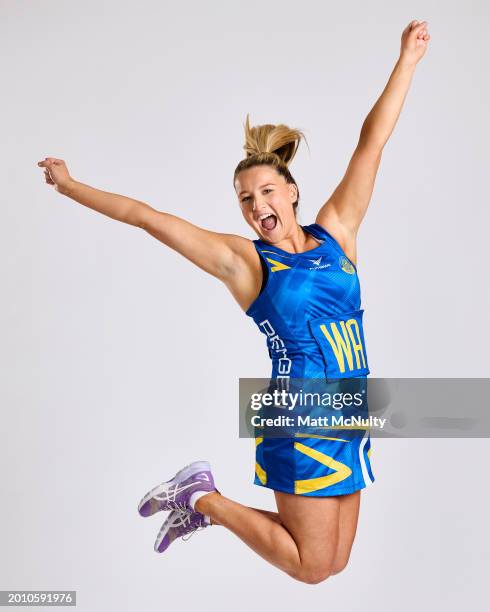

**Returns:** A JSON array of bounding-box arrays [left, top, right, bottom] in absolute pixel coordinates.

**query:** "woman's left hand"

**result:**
[[400, 20, 431, 65]]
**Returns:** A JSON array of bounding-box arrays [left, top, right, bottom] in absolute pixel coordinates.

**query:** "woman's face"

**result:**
[[235, 166, 298, 243]]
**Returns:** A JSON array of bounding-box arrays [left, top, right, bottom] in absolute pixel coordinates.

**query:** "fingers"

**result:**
[[411, 20, 429, 36], [405, 20, 428, 32], [417, 25, 430, 42], [44, 169, 55, 185], [37, 157, 64, 168], [37, 157, 62, 185], [404, 19, 430, 43], [405, 20, 418, 32]]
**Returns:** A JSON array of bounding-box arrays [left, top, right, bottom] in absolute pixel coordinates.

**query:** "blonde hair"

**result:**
[[233, 113, 308, 213]]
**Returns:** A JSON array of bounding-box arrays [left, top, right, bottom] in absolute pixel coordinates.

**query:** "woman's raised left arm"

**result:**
[[316, 20, 431, 236]]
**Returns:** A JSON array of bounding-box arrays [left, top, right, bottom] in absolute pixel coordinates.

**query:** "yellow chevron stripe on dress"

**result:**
[[255, 437, 267, 485], [294, 441, 352, 494], [294, 433, 350, 443], [255, 462, 267, 485], [266, 258, 291, 272]]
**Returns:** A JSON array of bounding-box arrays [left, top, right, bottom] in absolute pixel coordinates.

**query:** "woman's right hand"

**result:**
[[37, 157, 75, 193]]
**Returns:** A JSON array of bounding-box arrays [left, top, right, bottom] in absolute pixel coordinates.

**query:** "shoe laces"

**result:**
[[173, 510, 207, 542], [166, 500, 190, 512]]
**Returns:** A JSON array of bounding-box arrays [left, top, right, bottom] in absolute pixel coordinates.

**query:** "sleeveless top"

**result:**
[[246, 223, 370, 381]]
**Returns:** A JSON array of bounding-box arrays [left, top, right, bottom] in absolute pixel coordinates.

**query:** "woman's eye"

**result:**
[[242, 189, 272, 203]]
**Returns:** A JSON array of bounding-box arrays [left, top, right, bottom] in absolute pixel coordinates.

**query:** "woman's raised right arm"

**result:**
[[37, 157, 259, 291]]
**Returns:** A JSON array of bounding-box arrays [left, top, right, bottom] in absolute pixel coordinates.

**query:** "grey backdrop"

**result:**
[[1, 1, 489, 610]]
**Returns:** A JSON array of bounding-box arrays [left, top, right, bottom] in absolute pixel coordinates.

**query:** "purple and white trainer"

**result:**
[[154, 509, 210, 553], [138, 460, 215, 517]]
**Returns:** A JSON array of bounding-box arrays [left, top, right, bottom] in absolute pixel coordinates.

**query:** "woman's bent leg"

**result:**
[[248, 492, 361, 573], [196, 491, 341, 583]]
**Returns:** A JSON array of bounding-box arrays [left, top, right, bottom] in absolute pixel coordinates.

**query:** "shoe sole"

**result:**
[[153, 510, 188, 553], [153, 513, 176, 553], [138, 460, 211, 516]]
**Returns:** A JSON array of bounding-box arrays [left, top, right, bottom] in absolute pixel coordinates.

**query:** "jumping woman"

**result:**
[[38, 20, 430, 584]]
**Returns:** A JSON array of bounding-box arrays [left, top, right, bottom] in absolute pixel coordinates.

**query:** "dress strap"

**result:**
[[303, 223, 347, 259], [302, 223, 331, 242]]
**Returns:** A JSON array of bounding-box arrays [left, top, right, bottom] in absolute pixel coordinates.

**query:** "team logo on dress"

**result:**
[[307, 256, 331, 271], [339, 256, 355, 274], [309, 256, 323, 266]]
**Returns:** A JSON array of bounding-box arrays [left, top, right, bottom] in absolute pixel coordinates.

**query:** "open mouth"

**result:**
[[259, 213, 277, 231]]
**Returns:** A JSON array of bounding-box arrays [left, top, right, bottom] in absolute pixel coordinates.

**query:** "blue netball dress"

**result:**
[[246, 223, 375, 496]]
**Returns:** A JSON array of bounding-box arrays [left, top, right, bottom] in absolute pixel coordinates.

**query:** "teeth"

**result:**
[[258, 213, 273, 221]]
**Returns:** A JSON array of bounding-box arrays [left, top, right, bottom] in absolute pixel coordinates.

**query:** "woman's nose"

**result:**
[[254, 200, 267, 211]]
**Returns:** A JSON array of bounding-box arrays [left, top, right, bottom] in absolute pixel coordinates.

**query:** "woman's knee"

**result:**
[[330, 554, 350, 576], [292, 553, 351, 583], [293, 564, 333, 585]]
